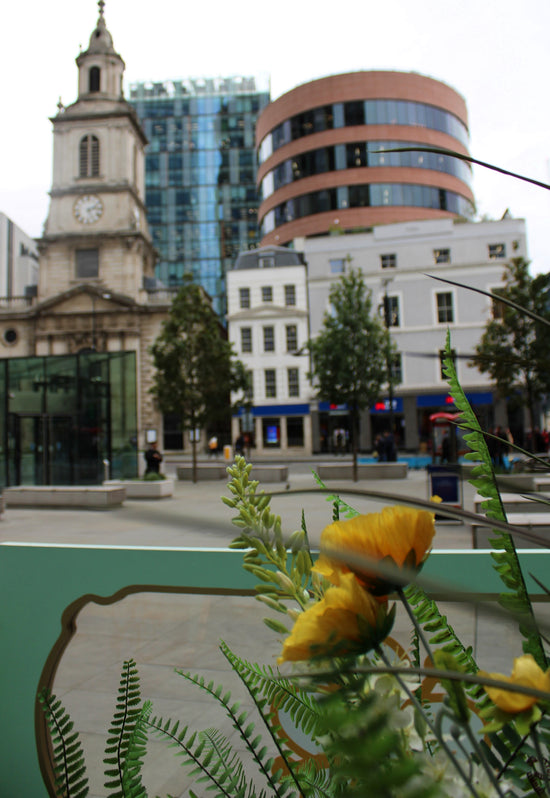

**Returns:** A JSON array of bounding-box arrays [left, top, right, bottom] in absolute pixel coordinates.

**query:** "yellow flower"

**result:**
[[313, 505, 436, 594], [479, 654, 550, 714], [278, 572, 393, 663]]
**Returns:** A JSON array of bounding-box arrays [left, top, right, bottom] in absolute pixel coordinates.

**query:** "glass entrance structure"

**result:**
[[0, 351, 138, 487]]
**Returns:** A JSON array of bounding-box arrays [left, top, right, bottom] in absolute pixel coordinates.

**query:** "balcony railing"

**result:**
[[0, 295, 34, 311]]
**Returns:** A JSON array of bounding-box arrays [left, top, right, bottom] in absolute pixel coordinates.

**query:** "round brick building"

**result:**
[[256, 71, 474, 245]]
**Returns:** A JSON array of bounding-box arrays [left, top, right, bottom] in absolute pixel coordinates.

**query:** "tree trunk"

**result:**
[[351, 406, 359, 482], [191, 417, 198, 483]]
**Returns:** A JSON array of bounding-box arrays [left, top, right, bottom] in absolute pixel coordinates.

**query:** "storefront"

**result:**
[[0, 351, 138, 487], [234, 404, 311, 453]]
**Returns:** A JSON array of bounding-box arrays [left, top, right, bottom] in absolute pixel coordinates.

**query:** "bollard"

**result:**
[[103, 459, 110, 482]]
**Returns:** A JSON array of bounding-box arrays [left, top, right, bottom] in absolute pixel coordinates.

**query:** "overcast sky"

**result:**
[[2, 0, 549, 273]]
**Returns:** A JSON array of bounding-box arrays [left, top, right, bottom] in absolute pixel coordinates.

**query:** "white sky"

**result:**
[[2, 0, 549, 273]]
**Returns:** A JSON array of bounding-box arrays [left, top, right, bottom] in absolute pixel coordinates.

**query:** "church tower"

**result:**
[[39, 0, 156, 301]]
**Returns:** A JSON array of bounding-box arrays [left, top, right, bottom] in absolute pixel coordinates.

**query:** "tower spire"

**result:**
[[98, 0, 105, 18]]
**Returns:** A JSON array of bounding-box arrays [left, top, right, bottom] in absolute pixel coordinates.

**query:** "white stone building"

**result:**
[[227, 246, 313, 454], [0, 213, 39, 299], [299, 215, 528, 452]]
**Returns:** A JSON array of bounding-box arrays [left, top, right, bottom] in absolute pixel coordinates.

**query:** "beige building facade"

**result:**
[[0, 5, 171, 486]]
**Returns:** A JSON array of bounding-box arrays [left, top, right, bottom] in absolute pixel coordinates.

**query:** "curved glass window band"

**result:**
[[262, 98, 469, 162], [266, 183, 474, 231], [264, 140, 472, 196]]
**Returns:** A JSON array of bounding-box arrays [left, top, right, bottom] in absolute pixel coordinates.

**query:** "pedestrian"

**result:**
[[208, 435, 218, 457], [235, 434, 244, 456], [144, 440, 163, 474]]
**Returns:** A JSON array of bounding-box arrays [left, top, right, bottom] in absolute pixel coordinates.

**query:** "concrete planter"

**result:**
[[105, 478, 174, 499]]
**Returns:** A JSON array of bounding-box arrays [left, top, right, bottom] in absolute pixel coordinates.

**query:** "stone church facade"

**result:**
[[0, 4, 171, 486]]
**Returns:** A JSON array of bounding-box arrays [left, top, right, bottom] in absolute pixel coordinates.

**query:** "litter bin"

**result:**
[[427, 464, 462, 522], [223, 445, 233, 461]]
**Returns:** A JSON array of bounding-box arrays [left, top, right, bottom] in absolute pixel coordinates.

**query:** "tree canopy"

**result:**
[[308, 268, 395, 479], [472, 258, 550, 439], [150, 281, 247, 480]]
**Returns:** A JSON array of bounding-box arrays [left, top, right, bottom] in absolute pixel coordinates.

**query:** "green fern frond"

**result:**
[[311, 470, 359, 520], [442, 332, 546, 668], [103, 659, 148, 797], [149, 716, 248, 797], [175, 664, 297, 797], [220, 641, 322, 741], [405, 584, 483, 706], [38, 688, 89, 798]]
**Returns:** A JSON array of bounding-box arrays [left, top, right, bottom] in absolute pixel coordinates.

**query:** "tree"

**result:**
[[150, 281, 248, 482], [308, 268, 395, 481], [472, 258, 550, 445]]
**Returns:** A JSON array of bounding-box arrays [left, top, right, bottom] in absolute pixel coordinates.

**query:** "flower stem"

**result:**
[[376, 646, 482, 798], [453, 713, 505, 798], [530, 726, 550, 797]]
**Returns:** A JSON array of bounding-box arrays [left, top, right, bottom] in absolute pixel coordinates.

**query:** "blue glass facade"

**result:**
[[130, 78, 270, 316]]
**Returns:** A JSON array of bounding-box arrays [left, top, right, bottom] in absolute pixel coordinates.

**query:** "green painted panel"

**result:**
[[1, 543, 549, 797]]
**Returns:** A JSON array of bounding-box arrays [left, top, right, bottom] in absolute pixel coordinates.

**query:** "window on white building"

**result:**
[[265, 369, 276, 398], [488, 243, 506, 259], [288, 368, 300, 397], [330, 258, 345, 274], [240, 327, 252, 353], [262, 286, 273, 303], [286, 324, 298, 352], [381, 253, 397, 269], [383, 295, 400, 326], [390, 353, 403, 384], [239, 287, 250, 308], [436, 292, 454, 323], [439, 349, 457, 380], [263, 326, 275, 352], [284, 284, 296, 306], [434, 248, 451, 263]]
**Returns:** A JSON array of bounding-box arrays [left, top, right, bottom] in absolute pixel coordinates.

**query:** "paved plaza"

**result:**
[[1, 460, 542, 797]]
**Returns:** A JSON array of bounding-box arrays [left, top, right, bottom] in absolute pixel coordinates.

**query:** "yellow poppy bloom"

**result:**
[[278, 572, 392, 663], [480, 654, 550, 714], [313, 505, 436, 593]]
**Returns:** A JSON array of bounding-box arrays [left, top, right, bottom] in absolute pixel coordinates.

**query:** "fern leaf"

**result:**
[[442, 332, 546, 668], [38, 688, 89, 798]]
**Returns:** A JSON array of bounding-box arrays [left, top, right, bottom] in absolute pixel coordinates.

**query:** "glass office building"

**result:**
[[129, 77, 270, 316], [0, 351, 138, 487]]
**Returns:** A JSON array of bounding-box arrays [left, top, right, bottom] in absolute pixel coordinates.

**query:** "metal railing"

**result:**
[[0, 295, 34, 311]]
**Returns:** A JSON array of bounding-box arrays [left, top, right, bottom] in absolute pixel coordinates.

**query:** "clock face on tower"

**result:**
[[73, 195, 103, 224]]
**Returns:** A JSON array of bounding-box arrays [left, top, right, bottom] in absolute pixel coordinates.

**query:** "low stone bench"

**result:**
[[3, 485, 126, 509], [177, 464, 226, 481], [104, 478, 174, 499], [474, 492, 549, 515], [494, 474, 538, 493], [534, 478, 550, 493], [317, 462, 408, 480], [472, 512, 550, 549], [176, 464, 288, 482]]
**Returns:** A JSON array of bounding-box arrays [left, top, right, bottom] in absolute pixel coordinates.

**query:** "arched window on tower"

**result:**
[[89, 66, 100, 92], [79, 135, 100, 177]]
